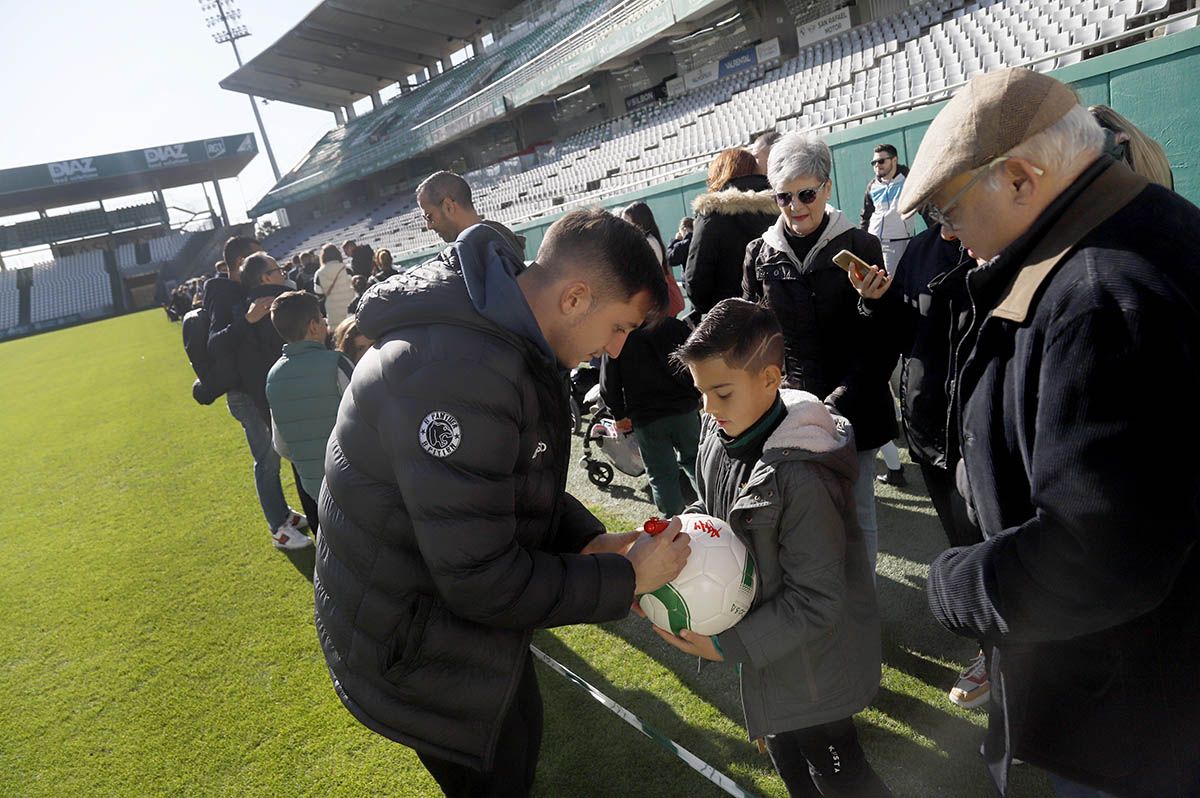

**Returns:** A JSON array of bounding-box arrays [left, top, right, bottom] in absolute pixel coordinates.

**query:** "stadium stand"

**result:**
[[116, 230, 197, 276], [28, 251, 111, 324], [0, 270, 18, 331], [261, 0, 1199, 265]]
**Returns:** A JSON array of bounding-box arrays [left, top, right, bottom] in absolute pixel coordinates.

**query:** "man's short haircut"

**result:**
[[321, 243, 341, 264], [215, 260, 227, 273], [674, 298, 784, 373], [240, 253, 275, 287], [750, 131, 782, 152], [271, 291, 322, 342], [417, 171, 474, 210], [342, 239, 356, 251], [223, 236, 260, 270], [531, 208, 667, 313], [874, 143, 898, 158]]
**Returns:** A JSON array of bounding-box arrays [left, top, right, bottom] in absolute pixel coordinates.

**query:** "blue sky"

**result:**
[[0, 0, 350, 234]]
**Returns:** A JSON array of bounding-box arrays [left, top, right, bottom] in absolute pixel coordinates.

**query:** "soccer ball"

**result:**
[[639, 513, 757, 636]]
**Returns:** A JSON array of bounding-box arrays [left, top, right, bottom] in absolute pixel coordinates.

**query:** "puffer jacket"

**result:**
[[743, 211, 897, 451], [695, 390, 881, 738], [684, 174, 779, 315], [861, 164, 916, 242], [314, 223, 636, 771]]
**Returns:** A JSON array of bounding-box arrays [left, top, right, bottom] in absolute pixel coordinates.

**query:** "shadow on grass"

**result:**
[[280, 544, 316, 581], [532, 630, 770, 798]]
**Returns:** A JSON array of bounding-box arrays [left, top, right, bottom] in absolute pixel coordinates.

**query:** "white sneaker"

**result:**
[[287, 509, 310, 530], [949, 650, 991, 709], [271, 521, 313, 550]]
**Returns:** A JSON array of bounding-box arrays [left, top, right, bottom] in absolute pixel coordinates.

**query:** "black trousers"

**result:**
[[766, 717, 894, 798], [417, 654, 543, 797], [292, 464, 320, 536], [918, 461, 981, 550]]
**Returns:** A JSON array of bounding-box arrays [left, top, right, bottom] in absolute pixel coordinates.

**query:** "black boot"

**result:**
[[876, 467, 907, 487]]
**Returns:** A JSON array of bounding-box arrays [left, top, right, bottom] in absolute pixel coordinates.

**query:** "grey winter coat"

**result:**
[[314, 224, 636, 771], [696, 390, 881, 739]]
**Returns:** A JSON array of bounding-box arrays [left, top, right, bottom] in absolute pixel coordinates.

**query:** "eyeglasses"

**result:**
[[870, 157, 894, 166], [924, 156, 1046, 230], [774, 183, 826, 208]]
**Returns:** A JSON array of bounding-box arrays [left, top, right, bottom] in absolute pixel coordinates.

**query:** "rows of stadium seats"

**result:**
[[0, 270, 18, 331], [29, 250, 111, 324], [267, 0, 1196, 263], [273, 0, 618, 201], [115, 230, 196, 275]]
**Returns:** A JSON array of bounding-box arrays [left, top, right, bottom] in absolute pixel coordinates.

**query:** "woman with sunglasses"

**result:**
[[743, 132, 896, 576]]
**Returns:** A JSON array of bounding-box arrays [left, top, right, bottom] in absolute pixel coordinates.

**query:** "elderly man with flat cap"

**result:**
[[890, 68, 1200, 797]]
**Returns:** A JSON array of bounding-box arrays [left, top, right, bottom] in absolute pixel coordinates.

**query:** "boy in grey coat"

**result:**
[[657, 298, 891, 797]]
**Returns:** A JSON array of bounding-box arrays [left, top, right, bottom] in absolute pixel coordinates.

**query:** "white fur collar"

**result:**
[[763, 389, 845, 454], [692, 187, 781, 217]]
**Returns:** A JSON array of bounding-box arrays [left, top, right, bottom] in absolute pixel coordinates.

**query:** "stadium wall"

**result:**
[[397, 25, 1200, 268]]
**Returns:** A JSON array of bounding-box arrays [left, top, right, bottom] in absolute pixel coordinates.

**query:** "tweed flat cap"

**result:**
[[899, 68, 1079, 218]]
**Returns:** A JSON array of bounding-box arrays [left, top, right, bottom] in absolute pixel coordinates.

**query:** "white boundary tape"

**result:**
[[530, 645, 759, 798]]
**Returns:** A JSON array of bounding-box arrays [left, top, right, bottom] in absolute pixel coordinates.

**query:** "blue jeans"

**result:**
[[855, 449, 879, 576], [632, 411, 701, 517], [226, 390, 289, 530]]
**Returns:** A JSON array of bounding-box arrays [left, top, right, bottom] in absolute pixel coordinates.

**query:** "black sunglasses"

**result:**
[[774, 184, 824, 208], [870, 157, 894, 166]]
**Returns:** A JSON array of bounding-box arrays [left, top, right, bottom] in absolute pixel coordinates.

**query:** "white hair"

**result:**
[[987, 104, 1107, 188], [767, 133, 832, 189]]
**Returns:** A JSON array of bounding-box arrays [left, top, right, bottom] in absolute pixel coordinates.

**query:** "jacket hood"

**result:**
[[354, 224, 549, 363], [761, 389, 858, 482], [692, 177, 780, 218], [762, 207, 856, 272]]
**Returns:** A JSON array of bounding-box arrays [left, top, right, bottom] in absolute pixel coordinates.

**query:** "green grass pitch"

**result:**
[[0, 310, 1051, 797]]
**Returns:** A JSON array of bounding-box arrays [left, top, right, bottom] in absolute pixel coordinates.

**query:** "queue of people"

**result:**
[[184, 70, 1198, 798]]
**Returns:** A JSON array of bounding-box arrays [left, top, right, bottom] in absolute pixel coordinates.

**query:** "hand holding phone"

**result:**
[[832, 249, 871, 277], [834, 249, 893, 299]]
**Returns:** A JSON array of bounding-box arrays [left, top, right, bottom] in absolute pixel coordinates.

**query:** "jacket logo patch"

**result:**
[[531, 442, 547, 460], [419, 411, 461, 458]]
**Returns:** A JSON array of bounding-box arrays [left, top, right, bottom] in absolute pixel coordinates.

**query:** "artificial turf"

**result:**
[[0, 310, 1051, 797]]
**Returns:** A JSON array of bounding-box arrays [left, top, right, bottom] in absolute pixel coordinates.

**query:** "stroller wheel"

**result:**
[[587, 461, 614, 487]]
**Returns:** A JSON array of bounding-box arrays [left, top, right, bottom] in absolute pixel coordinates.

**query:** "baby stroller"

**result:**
[[568, 364, 600, 436], [580, 404, 646, 487]]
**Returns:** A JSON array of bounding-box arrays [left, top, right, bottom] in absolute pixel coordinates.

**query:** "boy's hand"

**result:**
[[580, 531, 640, 556], [652, 626, 724, 662]]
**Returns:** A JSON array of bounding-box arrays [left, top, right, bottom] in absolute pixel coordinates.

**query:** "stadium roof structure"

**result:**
[[0, 134, 258, 217], [218, 0, 527, 111]]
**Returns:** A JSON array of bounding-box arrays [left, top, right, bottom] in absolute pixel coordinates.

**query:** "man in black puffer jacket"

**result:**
[[315, 209, 691, 795]]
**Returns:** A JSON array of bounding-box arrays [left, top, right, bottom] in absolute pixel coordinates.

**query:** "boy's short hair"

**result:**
[[271, 291, 322, 343], [240, 253, 275, 287], [674, 298, 784, 372], [531, 208, 668, 312]]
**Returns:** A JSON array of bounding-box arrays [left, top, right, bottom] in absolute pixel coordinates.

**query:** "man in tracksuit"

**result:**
[[314, 209, 692, 795]]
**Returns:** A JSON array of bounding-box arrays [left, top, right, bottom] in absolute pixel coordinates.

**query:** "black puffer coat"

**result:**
[[204, 277, 288, 421], [314, 225, 636, 771], [862, 225, 973, 468], [684, 174, 778, 315], [743, 211, 897, 451]]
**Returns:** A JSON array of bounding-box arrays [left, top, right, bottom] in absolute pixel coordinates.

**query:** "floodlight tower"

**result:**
[[200, 0, 282, 182]]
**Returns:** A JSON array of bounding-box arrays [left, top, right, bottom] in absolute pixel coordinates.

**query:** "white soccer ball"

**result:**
[[639, 513, 757, 636]]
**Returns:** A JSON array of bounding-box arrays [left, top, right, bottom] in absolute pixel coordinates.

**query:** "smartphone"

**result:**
[[832, 249, 871, 276]]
